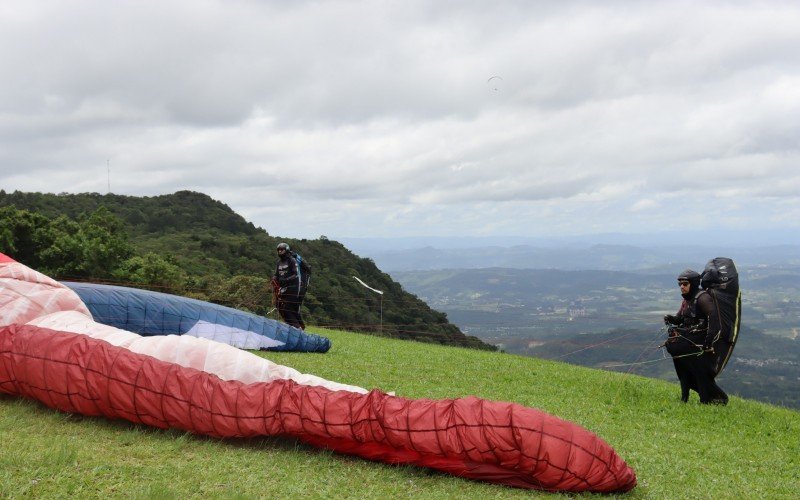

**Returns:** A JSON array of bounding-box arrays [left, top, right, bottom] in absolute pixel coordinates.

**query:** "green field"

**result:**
[[2, 328, 798, 498]]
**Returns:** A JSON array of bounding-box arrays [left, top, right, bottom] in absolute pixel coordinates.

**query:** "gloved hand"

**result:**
[[664, 314, 679, 325]]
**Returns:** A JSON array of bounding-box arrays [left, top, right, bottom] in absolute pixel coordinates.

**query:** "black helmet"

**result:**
[[677, 269, 701, 288], [277, 242, 290, 253]]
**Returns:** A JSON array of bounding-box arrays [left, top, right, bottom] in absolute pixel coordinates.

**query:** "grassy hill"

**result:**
[[2, 328, 798, 498]]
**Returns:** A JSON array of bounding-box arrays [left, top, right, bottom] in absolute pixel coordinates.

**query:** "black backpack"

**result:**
[[701, 257, 739, 292], [701, 257, 741, 375], [292, 251, 312, 294]]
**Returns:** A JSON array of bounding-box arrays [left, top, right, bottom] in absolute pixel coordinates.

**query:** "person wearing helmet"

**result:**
[[663, 269, 728, 404], [273, 242, 305, 329]]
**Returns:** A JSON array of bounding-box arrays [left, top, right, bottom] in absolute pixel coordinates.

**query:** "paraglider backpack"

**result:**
[[701, 257, 738, 292], [291, 251, 312, 294], [700, 257, 742, 376]]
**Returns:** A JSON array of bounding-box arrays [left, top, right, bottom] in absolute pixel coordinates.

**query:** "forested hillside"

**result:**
[[0, 190, 493, 350]]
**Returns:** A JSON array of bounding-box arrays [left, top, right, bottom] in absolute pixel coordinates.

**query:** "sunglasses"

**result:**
[[678, 281, 690, 286]]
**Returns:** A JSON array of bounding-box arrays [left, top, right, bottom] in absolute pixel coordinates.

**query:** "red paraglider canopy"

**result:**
[[0, 253, 636, 493]]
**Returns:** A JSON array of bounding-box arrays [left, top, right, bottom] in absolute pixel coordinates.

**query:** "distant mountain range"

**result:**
[[341, 238, 800, 272]]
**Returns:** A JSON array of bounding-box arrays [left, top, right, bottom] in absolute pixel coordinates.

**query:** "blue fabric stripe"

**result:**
[[62, 281, 330, 352]]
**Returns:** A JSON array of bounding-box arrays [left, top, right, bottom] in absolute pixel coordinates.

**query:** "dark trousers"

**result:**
[[672, 353, 728, 404], [667, 332, 728, 405], [278, 292, 305, 330]]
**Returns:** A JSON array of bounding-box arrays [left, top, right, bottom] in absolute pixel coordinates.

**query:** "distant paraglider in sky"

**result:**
[[0, 252, 636, 493], [487, 75, 503, 91]]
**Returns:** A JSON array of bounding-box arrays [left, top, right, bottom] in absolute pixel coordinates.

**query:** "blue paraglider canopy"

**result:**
[[62, 281, 331, 352]]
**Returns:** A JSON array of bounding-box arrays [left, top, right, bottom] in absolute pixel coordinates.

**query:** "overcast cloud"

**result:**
[[1, 0, 799, 239]]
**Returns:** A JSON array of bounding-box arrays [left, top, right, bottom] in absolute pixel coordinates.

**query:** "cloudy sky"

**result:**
[[1, 0, 799, 240]]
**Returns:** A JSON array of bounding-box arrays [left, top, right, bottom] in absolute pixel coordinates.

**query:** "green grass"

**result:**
[[2, 328, 799, 498]]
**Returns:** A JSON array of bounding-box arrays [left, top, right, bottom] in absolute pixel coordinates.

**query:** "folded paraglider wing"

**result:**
[[62, 281, 330, 352], [0, 252, 636, 493]]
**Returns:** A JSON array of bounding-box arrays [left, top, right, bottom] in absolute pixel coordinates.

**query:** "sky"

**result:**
[[1, 0, 799, 241]]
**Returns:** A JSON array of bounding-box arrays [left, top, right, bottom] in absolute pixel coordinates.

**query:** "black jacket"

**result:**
[[676, 290, 720, 349], [274, 254, 300, 294]]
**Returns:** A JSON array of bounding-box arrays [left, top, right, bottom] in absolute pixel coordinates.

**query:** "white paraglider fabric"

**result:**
[[0, 257, 366, 393]]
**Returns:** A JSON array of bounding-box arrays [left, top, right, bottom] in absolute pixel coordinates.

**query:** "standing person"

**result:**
[[664, 269, 728, 404], [273, 242, 310, 329]]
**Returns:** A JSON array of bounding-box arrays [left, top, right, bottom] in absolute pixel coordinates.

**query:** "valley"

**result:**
[[393, 265, 800, 408]]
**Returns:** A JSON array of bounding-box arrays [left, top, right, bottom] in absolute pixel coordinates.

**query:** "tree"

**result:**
[[0, 206, 53, 268], [37, 215, 83, 277], [205, 275, 272, 314], [0, 205, 134, 279], [114, 253, 187, 294], [76, 206, 134, 278]]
